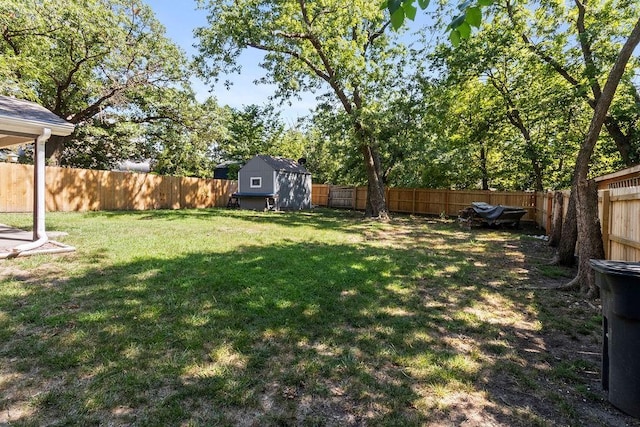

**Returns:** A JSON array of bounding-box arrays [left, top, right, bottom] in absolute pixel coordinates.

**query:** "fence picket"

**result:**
[[2, 164, 639, 262], [0, 164, 237, 212]]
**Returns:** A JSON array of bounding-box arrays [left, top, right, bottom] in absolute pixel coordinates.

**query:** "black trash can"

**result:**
[[590, 259, 640, 418]]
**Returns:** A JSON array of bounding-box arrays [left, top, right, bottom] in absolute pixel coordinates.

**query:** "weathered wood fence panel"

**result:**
[[311, 184, 329, 207], [536, 190, 571, 234], [600, 187, 640, 262], [327, 186, 356, 208], [0, 164, 237, 212], [3, 164, 639, 262], [0, 163, 33, 212], [313, 184, 537, 221]]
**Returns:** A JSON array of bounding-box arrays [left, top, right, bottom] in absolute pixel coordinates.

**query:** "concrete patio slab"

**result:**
[[0, 224, 75, 257]]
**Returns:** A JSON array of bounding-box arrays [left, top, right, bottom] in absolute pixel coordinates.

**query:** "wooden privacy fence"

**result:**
[[2, 163, 638, 262], [314, 184, 640, 262], [600, 187, 640, 262], [534, 187, 640, 262], [312, 184, 538, 221], [0, 163, 237, 212], [535, 190, 571, 232]]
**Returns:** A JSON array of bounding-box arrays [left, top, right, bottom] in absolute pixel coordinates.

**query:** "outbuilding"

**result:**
[[234, 155, 311, 211]]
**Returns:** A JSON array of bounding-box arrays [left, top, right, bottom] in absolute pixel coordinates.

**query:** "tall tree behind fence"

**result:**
[[0, 163, 237, 212]]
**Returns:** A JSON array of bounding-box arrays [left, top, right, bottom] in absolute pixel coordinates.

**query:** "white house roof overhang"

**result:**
[[0, 96, 75, 147], [0, 95, 75, 258]]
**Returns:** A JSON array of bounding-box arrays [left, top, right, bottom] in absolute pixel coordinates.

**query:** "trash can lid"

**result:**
[[589, 259, 640, 277]]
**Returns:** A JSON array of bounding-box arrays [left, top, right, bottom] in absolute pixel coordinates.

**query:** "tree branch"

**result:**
[[505, 0, 635, 165], [291, 0, 353, 113], [504, 0, 583, 91], [246, 41, 330, 83], [575, 0, 602, 100], [365, 21, 391, 53]]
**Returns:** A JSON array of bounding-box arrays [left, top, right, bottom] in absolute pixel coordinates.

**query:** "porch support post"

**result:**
[[33, 128, 51, 241]]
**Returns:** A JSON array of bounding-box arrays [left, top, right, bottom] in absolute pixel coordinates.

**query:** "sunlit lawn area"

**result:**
[[0, 209, 627, 426]]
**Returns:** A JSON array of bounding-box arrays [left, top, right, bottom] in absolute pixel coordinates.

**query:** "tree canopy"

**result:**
[[0, 0, 196, 167], [0, 0, 637, 207], [196, 0, 417, 217]]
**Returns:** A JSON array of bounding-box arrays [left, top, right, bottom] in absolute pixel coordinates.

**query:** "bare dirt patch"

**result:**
[[456, 224, 640, 427]]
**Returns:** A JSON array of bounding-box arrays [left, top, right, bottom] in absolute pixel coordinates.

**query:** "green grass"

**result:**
[[537, 264, 574, 279], [0, 209, 611, 425]]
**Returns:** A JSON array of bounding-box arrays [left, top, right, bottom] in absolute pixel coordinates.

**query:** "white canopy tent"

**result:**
[[0, 95, 75, 255]]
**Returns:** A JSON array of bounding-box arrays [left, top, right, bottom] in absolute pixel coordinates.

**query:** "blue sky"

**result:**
[[143, 1, 436, 124], [144, 0, 318, 123]]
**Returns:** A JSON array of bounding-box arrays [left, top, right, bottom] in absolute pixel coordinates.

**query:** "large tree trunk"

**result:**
[[361, 143, 389, 219], [548, 190, 564, 247], [44, 135, 66, 166], [505, 109, 544, 191], [480, 144, 489, 191], [552, 186, 578, 266], [563, 18, 640, 295], [564, 179, 604, 297]]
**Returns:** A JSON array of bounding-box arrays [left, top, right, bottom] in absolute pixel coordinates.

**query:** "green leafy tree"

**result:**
[[384, 0, 494, 44], [419, 79, 510, 190], [0, 0, 191, 165], [500, 0, 640, 166], [196, 0, 414, 218], [303, 103, 366, 185], [392, 0, 640, 296], [567, 19, 640, 297], [152, 96, 229, 177], [429, 22, 590, 191], [216, 105, 286, 162]]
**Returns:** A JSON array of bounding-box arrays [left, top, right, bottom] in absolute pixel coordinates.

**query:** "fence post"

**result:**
[[546, 192, 553, 234], [445, 190, 449, 216], [352, 186, 357, 210], [386, 187, 390, 211], [412, 188, 416, 214], [328, 185, 333, 208], [602, 189, 611, 260]]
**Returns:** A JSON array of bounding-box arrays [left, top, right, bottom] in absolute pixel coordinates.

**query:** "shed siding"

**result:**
[[276, 171, 312, 210], [236, 155, 311, 210], [238, 156, 275, 194]]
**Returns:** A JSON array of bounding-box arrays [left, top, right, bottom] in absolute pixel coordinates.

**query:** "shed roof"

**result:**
[[0, 95, 75, 148], [256, 155, 310, 175]]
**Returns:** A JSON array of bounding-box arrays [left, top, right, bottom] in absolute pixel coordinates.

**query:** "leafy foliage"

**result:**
[[196, 0, 416, 216], [383, 0, 494, 45], [0, 0, 197, 167]]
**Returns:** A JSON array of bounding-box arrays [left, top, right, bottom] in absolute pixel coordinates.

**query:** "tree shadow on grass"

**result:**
[[1, 221, 636, 426], [91, 207, 366, 232]]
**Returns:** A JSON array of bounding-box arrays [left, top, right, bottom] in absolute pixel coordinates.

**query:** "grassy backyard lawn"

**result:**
[[0, 209, 634, 426]]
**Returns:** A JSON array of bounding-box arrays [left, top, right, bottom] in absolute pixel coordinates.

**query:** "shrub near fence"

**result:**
[[0, 163, 237, 212]]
